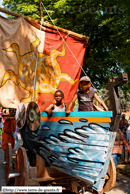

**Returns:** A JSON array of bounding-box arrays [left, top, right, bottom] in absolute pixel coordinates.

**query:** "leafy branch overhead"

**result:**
[[2, 0, 130, 95]]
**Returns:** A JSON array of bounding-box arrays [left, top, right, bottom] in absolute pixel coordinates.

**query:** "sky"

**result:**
[[0, 0, 6, 17]]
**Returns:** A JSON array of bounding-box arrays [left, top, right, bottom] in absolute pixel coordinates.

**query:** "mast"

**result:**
[[39, 0, 43, 22]]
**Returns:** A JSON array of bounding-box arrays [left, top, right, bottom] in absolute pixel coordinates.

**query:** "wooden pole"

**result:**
[[0, 7, 89, 42], [39, 0, 43, 22]]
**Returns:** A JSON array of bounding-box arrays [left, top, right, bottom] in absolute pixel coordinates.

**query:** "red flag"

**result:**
[[38, 28, 86, 111]]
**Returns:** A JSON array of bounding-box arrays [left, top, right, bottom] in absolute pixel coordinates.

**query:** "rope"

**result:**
[[32, 18, 44, 101], [38, 2, 106, 105], [65, 31, 71, 38]]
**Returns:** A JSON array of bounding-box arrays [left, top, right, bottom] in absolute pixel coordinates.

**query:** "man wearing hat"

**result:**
[[66, 76, 108, 115]]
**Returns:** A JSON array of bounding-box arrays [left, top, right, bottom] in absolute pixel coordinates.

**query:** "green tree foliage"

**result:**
[[102, 88, 130, 112], [118, 88, 130, 112], [2, 0, 130, 95]]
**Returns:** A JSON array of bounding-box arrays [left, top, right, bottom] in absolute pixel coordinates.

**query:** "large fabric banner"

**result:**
[[0, 16, 86, 111]]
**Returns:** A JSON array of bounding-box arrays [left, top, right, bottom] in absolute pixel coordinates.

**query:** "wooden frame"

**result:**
[[0, 7, 89, 42]]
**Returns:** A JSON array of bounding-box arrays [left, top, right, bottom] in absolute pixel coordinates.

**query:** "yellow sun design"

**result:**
[[1, 36, 78, 103]]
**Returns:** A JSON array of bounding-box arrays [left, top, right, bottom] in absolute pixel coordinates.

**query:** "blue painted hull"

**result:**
[[21, 111, 116, 191]]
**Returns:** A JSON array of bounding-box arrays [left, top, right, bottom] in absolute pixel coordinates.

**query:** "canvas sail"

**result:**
[[0, 16, 87, 110]]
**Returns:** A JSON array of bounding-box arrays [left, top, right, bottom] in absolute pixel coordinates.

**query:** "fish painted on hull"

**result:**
[[18, 73, 128, 192], [20, 111, 113, 191]]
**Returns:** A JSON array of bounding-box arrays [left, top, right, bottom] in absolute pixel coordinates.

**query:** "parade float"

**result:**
[[0, 6, 128, 194]]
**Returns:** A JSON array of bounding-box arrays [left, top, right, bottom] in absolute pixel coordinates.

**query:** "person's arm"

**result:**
[[6, 117, 15, 120], [44, 104, 54, 117], [94, 93, 108, 111], [126, 120, 129, 129], [2, 115, 15, 121], [66, 94, 78, 116], [93, 104, 104, 111], [122, 132, 130, 153]]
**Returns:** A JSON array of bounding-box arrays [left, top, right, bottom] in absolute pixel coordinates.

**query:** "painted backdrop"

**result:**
[[0, 16, 86, 111]]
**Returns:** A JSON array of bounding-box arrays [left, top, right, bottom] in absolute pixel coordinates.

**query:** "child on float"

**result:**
[[66, 76, 108, 115], [44, 90, 66, 117]]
